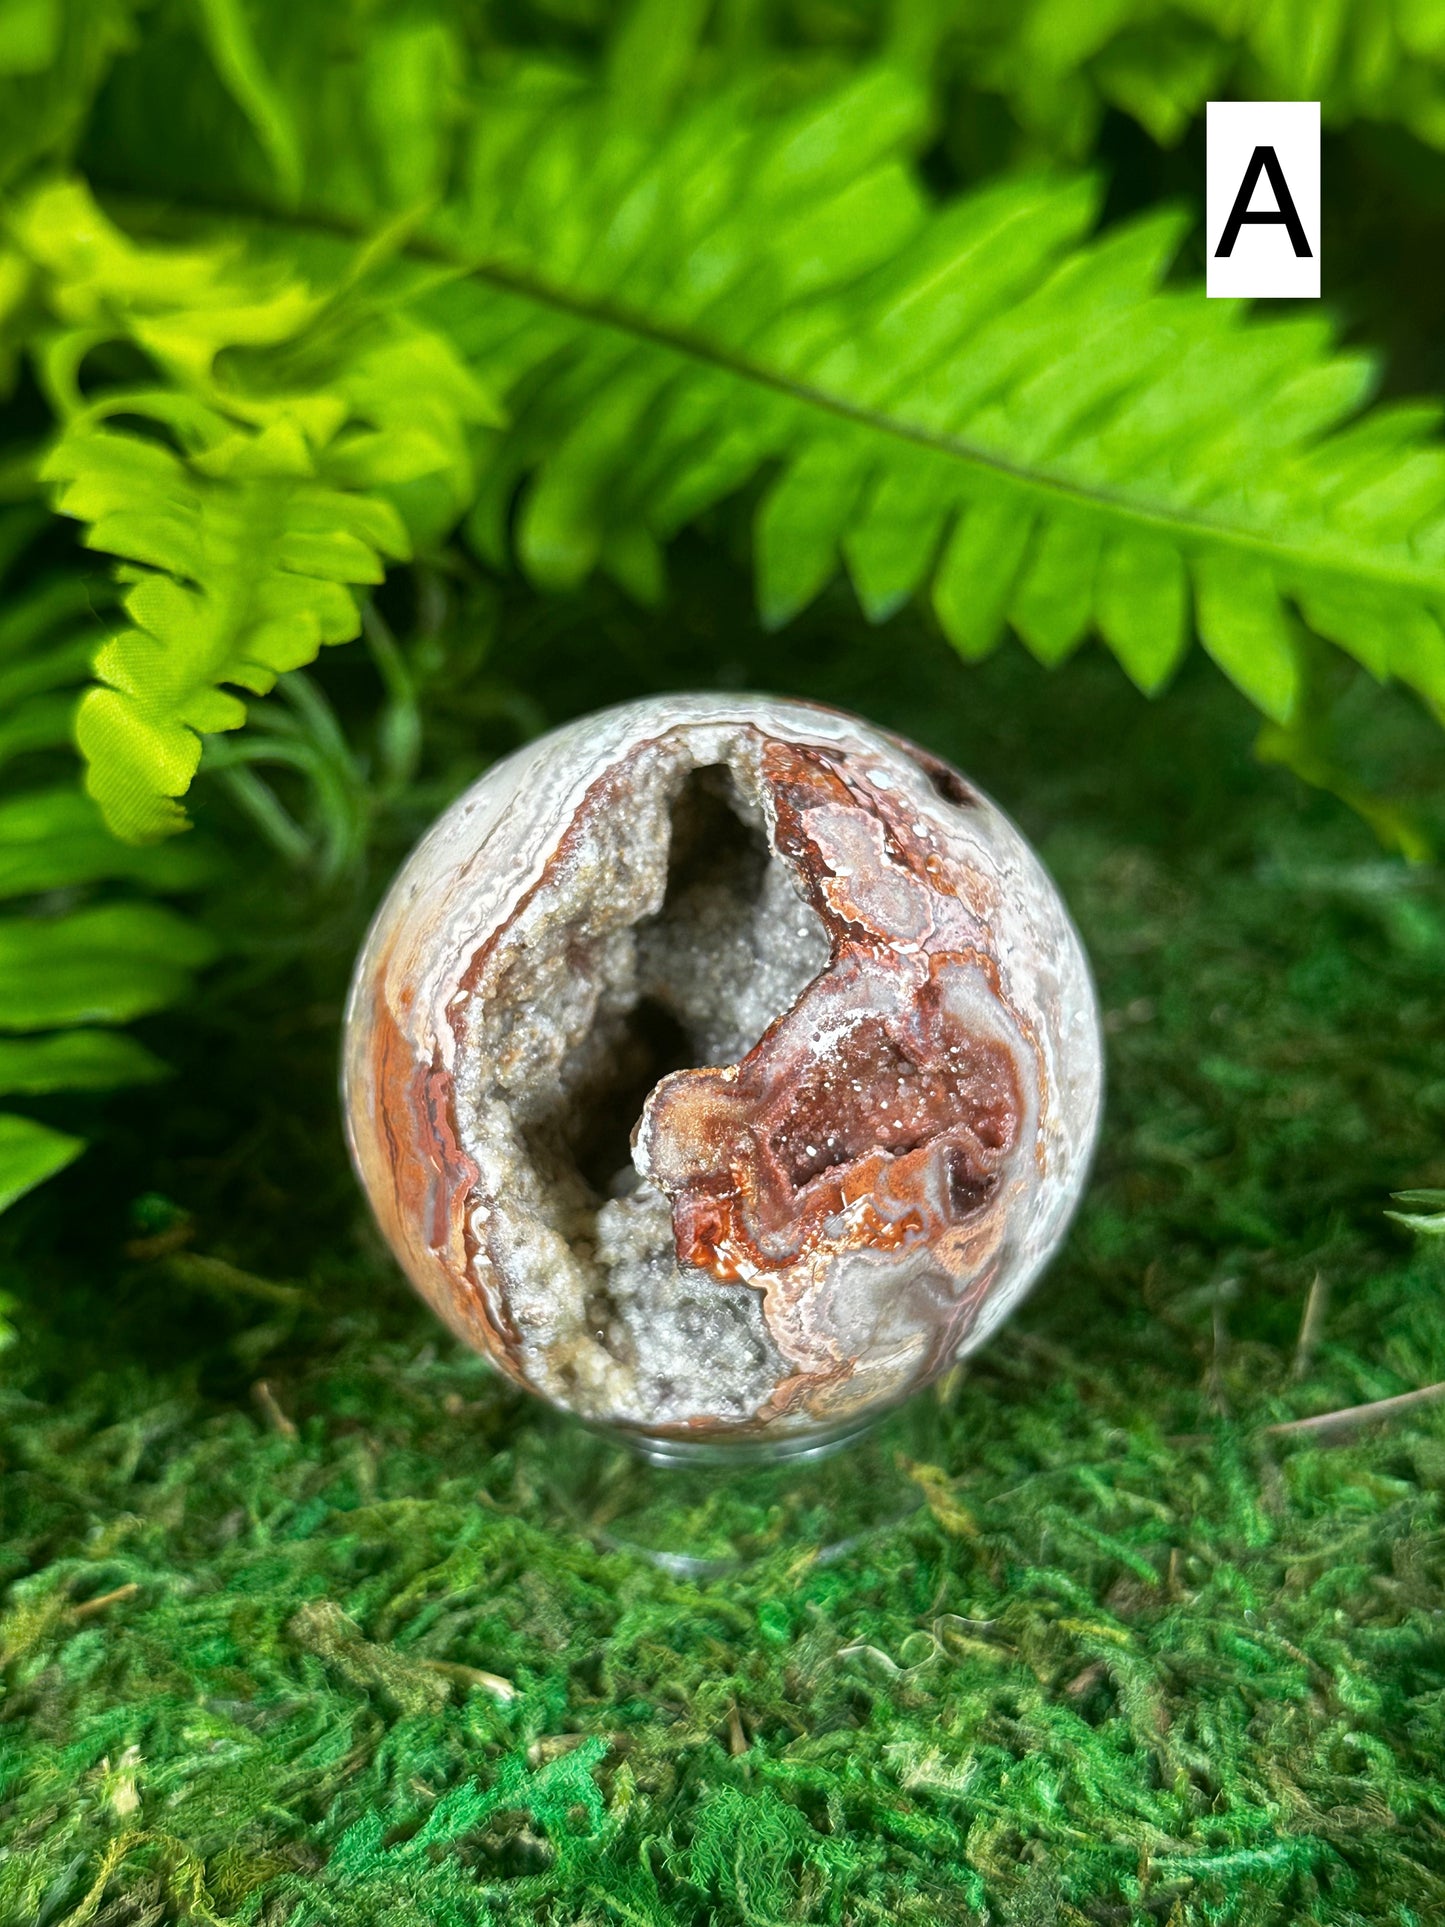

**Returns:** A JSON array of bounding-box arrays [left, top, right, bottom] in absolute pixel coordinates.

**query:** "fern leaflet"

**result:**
[[27, 32, 1445, 842], [376, 62, 1445, 733], [620, 0, 1445, 155], [8, 181, 497, 840], [0, 521, 213, 1215], [942, 0, 1445, 154]]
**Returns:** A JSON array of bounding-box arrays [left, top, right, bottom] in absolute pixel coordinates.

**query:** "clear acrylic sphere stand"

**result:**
[[535, 1384, 951, 1576]]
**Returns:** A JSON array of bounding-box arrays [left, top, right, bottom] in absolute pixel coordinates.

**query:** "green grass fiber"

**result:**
[[4, 596, 1445, 1926]]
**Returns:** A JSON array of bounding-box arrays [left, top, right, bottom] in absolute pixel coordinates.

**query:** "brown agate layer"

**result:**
[[342, 697, 1102, 1443]]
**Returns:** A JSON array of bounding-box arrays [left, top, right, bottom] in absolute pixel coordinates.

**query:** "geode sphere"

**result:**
[[343, 695, 1102, 1452]]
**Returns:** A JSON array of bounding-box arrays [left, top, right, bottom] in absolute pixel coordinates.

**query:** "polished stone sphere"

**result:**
[[343, 696, 1102, 1452]]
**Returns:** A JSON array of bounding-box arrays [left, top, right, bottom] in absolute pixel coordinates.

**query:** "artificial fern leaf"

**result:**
[[0, 0, 136, 189], [0, 786, 213, 896], [0, 519, 215, 1218], [191, 0, 304, 202], [1386, 1190, 1445, 1237], [84, 0, 468, 221], [18, 22, 1445, 842], [0, 1112, 82, 1214], [0, 1029, 165, 1096], [1094, 534, 1188, 694], [8, 181, 496, 840], [0, 573, 99, 717], [1055, 0, 1445, 151], [731, 0, 1445, 155], [345, 66, 1445, 732], [0, 901, 215, 1029]]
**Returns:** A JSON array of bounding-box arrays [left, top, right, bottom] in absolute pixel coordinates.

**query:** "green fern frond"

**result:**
[[1386, 1189, 1445, 1237], [343, 63, 1445, 736], [974, 0, 1445, 153], [9, 181, 497, 840], [0, 0, 138, 190], [0, 1112, 82, 1216], [91, 0, 1445, 183], [21, 25, 1445, 854], [0, 518, 214, 1217], [707, 0, 1445, 155]]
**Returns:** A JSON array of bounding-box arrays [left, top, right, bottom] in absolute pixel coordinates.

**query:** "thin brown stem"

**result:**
[[95, 186, 1445, 600], [1262, 1380, 1445, 1439], [252, 1378, 298, 1440], [72, 1582, 140, 1619], [1291, 1272, 1330, 1380]]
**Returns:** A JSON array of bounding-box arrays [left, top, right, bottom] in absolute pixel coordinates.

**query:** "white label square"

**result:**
[[1206, 101, 1320, 299]]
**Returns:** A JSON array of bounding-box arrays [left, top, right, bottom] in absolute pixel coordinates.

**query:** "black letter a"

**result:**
[[1215, 145, 1312, 257]]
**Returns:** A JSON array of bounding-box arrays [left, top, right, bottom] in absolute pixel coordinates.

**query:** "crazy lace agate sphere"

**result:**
[[343, 696, 1102, 1452]]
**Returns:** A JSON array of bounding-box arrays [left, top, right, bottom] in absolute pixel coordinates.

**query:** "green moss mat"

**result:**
[[4, 622, 1445, 1925]]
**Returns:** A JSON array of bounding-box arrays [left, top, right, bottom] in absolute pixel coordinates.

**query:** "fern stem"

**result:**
[[211, 764, 313, 868], [98, 187, 1445, 601]]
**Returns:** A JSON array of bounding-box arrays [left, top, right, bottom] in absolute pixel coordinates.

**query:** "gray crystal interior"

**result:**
[[450, 734, 829, 1425]]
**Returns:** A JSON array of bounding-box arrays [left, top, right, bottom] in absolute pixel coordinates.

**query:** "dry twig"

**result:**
[[1262, 1380, 1445, 1439], [1292, 1272, 1330, 1379], [72, 1582, 141, 1619], [252, 1379, 298, 1440]]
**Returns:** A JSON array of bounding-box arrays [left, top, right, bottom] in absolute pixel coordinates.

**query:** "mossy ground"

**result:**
[[3, 587, 1445, 1926]]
